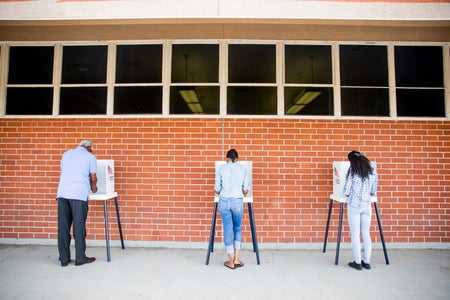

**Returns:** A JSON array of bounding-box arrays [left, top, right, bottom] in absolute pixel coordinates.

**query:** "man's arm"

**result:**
[[90, 173, 98, 193]]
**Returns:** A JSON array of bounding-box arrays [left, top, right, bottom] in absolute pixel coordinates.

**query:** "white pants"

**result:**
[[347, 205, 372, 264]]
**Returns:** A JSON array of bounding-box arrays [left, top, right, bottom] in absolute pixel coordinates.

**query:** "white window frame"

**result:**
[[0, 41, 448, 120]]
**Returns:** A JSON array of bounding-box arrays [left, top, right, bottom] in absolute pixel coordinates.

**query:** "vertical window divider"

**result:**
[[162, 42, 171, 116], [443, 44, 450, 119], [387, 43, 397, 118], [0, 44, 8, 116], [106, 43, 116, 116], [219, 41, 227, 117], [276, 42, 284, 117], [53, 44, 62, 116], [332, 43, 341, 117]]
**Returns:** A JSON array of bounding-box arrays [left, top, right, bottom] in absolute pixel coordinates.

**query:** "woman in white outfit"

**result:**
[[343, 150, 378, 271]]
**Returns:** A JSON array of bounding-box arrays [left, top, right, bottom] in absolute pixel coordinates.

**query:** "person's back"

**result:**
[[344, 170, 378, 209], [57, 146, 96, 201], [217, 162, 248, 199]]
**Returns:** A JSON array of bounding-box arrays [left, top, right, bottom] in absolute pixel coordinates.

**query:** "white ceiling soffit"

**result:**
[[0, 0, 449, 21]]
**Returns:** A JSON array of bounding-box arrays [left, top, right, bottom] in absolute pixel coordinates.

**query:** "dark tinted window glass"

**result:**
[[60, 87, 107, 114], [227, 87, 277, 115], [62, 46, 107, 84], [6, 88, 53, 115], [8, 46, 54, 84], [340, 45, 388, 86], [395, 46, 444, 117], [170, 44, 219, 114], [171, 44, 219, 83], [397, 89, 444, 117], [229, 45, 276, 83], [285, 87, 333, 115], [395, 46, 443, 87], [114, 87, 162, 114], [285, 45, 332, 84], [341, 88, 389, 116], [170, 86, 219, 114], [116, 45, 162, 83]]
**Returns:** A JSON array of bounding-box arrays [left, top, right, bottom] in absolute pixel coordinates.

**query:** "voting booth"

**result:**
[[323, 161, 389, 265], [94, 160, 115, 195], [205, 161, 260, 265], [332, 161, 377, 200], [88, 160, 124, 262], [332, 161, 350, 200]]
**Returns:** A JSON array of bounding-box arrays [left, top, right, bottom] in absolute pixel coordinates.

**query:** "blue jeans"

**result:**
[[347, 205, 372, 264], [218, 198, 244, 254]]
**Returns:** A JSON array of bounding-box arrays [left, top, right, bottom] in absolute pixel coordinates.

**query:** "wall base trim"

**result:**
[[1, 238, 449, 250]]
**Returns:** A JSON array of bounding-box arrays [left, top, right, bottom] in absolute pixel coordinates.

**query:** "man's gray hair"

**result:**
[[79, 139, 93, 147]]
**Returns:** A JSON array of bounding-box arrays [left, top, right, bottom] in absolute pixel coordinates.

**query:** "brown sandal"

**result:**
[[223, 261, 235, 269], [234, 261, 244, 268]]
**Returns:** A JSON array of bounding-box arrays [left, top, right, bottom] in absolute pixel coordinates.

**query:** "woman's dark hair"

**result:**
[[226, 149, 239, 162], [347, 150, 373, 180]]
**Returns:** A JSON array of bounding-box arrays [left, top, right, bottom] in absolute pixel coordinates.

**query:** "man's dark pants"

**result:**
[[57, 198, 89, 263]]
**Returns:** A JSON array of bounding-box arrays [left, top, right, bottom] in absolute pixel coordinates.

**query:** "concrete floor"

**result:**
[[0, 244, 449, 300]]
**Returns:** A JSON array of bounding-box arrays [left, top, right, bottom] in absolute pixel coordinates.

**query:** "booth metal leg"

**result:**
[[334, 202, 344, 265], [247, 203, 260, 265], [114, 197, 125, 250], [323, 199, 333, 253], [374, 202, 390, 265], [205, 202, 218, 265], [326, 199, 389, 266], [103, 200, 111, 262]]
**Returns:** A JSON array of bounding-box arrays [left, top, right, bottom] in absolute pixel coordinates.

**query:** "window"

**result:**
[[395, 46, 445, 117], [227, 86, 277, 115], [170, 44, 219, 114], [60, 45, 107, 115], [6, 46, 54, 115], [340, 45, 389, 116], [60, 87, 107, 115], [1, 42, 448, 119], [6, 87, 53, 115], [114, 44, 163, 114], [284, 45, 333, 115], [228, 44, 277, 115]]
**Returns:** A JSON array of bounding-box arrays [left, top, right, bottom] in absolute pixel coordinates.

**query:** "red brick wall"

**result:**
[[0, 118, 449, 245]]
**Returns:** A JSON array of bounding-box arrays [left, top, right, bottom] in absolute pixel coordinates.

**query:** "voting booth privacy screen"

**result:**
[[332, 161, 350, 199], [92, 160, 115, 196], [332, 161, 376, 199], [215, 161, 252, 202]]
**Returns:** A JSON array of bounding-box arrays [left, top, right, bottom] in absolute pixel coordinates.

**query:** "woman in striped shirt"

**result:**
[[343, 150, 378, 271]]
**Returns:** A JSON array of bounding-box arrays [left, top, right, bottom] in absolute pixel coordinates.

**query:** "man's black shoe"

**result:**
[[361, 261, 371, 270], [61, 260, 71, 267], [348, 261, 362, 270]]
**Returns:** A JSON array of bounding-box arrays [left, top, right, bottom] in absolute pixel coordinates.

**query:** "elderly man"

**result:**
[[56, 139, 98, 267]]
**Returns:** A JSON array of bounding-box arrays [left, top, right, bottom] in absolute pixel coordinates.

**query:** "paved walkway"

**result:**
[[1, 244, 449, 300]]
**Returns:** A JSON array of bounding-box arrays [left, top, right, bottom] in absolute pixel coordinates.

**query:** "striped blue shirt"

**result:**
[[215, 162, 249, 199], [343, 170, 378, 209]]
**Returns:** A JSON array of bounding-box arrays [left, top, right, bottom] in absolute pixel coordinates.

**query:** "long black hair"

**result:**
[[346, 150, 373, 180]]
